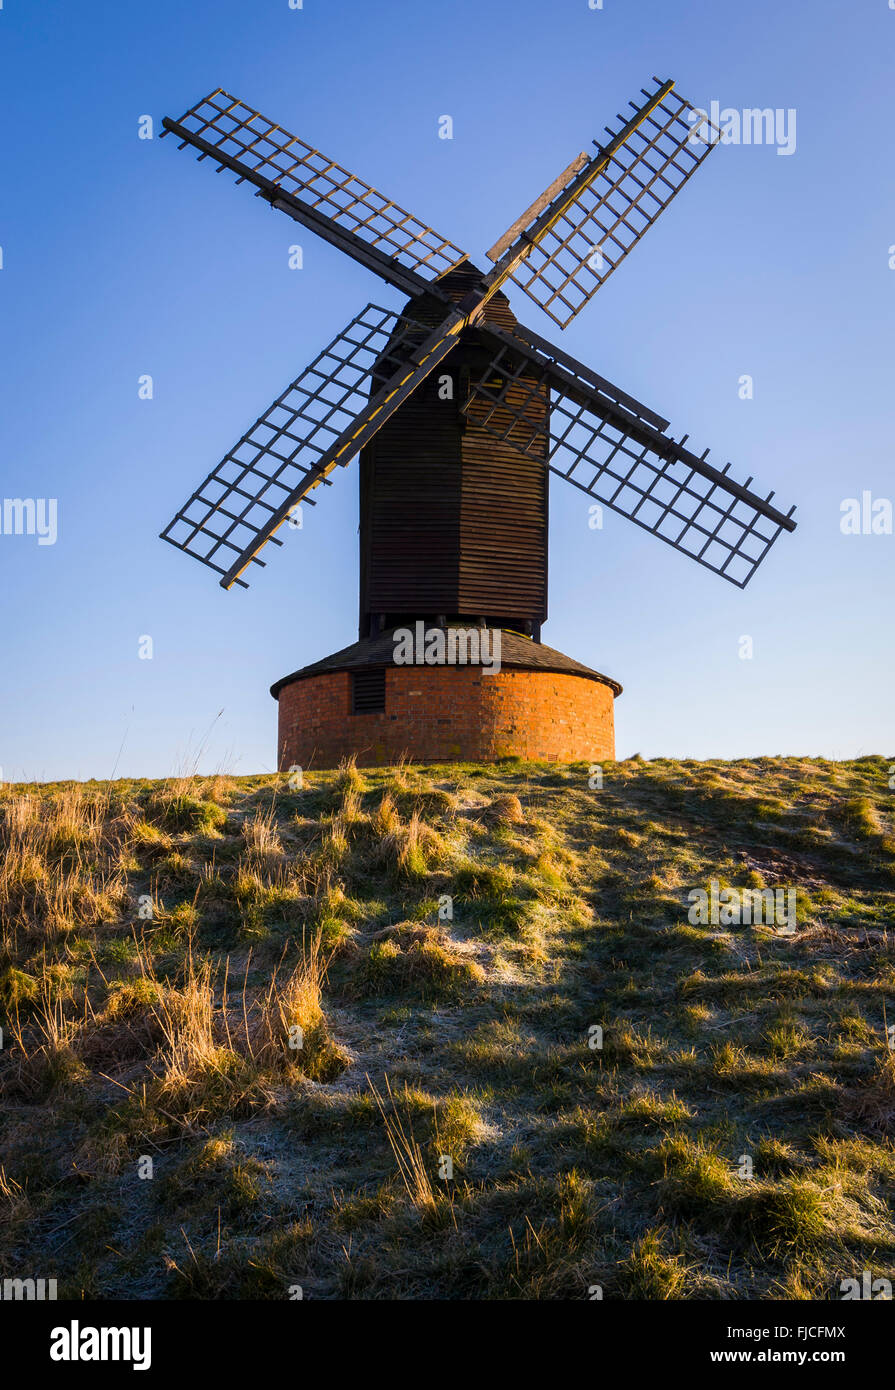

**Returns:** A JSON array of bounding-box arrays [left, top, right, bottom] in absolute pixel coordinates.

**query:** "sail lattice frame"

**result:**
[[161, 304, 431, 586], [509, 81, 721, 328], [163, 90, 467, 284], [463, 332, 796, 588]]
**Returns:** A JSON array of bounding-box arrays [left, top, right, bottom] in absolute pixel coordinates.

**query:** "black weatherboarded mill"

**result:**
[[358, 264, 548, 640], [158, 78, 797, 766]]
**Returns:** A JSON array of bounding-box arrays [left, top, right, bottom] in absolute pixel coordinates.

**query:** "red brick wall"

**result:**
[[276, 665, 616, 769]]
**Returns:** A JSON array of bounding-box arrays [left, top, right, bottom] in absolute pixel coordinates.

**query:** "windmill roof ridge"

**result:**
[[270, 627, 622, 698]]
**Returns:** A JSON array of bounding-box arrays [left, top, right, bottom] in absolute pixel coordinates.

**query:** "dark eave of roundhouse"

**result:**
[[270, 628, 622, 699]]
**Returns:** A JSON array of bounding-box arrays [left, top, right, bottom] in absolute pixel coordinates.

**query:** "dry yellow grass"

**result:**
[[1, 757, 894, 1300]]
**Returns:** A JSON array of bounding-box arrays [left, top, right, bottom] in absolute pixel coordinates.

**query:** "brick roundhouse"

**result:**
[[273, 627, 620, 770]]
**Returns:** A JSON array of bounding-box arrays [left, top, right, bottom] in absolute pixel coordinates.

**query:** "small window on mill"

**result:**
[[351, 667, 385, 715]]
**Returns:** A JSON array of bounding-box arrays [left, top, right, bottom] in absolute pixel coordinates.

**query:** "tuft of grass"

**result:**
[[733, 1179, 828, 1255], [375, 806, 443, 881], [247, 938, 350, 1082], [616, 1229, 693, 1299], [656, 1135, 733, 1218], [481, 793, 525, 827], [357, 924, 483, 1002], [845, 1046, 895, 1134], [148, 790, 227, 836], [161, 1130, 271, 1221], [241, 805, 286, 875], [369, 1076, 447, 1224]]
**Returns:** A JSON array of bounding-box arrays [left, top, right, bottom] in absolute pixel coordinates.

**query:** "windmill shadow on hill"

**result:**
[[159, 78, 796, 769]]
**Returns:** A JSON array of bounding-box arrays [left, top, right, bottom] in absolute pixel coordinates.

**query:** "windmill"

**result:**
[[159, 79, 797, 769]]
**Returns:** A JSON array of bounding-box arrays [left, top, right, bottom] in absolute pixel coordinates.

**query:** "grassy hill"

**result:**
[[2, 755, 895, 1300]]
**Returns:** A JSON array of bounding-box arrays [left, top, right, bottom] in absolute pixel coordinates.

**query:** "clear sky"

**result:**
[[0, 0, 892, 781]]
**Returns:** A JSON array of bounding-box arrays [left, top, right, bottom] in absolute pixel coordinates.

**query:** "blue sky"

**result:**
[[0, 0, 892, 781]]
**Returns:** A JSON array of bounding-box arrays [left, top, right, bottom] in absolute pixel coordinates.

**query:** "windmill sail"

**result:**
[[463, 323, 796, 589], [161, 303, 453, 589], [162, 90, 467, 297], [491, 79, 721, 329]]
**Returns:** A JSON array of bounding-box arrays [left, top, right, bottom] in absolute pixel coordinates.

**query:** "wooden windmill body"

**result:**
[[359, 265, 548, 641], [159, 79, 796, 768]]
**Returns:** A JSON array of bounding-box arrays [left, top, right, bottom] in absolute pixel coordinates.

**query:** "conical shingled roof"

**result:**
[[270, 628, 622, 699]]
